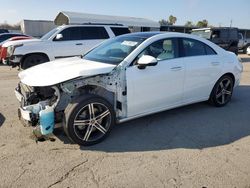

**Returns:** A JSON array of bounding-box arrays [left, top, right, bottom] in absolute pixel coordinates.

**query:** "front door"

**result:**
[[126, 38, 185, 117]]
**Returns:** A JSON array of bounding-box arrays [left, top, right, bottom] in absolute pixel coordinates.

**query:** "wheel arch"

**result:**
[[20, 52, 50, 67], [209, 72, 235, 98], [220, 72, 235, 86], [78, 85, 116, 110]]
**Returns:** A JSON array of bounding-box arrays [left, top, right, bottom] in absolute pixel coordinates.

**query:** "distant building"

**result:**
[[20, 20, 56, 37], [54, 11, 160, 32], [160, 25, 197, 33]]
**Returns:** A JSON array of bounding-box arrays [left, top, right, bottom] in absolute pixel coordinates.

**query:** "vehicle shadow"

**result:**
[[0, 113, 5, 127], [55, 85, 250, 152]]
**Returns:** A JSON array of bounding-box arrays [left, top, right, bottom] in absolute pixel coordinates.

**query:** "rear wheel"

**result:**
[[209, 75, 234, 107], [21, 54, 49, 69], [63, 95, 115, 146]]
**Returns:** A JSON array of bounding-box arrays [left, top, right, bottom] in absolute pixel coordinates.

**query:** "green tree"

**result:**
[[159, 15, 177, 26], [168, 15, 177, 25], [185, 21, 194, 27], [159, 19, 169, 26], [196, 19, 208, 28]]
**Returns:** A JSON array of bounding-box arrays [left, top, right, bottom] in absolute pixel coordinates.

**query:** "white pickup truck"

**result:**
[[5, 24, 130, 69]]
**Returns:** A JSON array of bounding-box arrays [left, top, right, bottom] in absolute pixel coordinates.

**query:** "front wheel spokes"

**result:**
[[88, 103, 95, 119], [96, 110, 110, 121], [83, 125, 94, 141], [94, 122, 107, 134], [74, 119, 90, 126]]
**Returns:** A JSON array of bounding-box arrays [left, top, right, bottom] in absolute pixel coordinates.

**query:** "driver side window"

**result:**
[[133, 38, 176, 65]]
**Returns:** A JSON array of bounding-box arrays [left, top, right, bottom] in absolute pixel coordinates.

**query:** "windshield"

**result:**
[[83, 35, 146, 65], [40, 27, 60, 40], [191, 30, 212, 39]]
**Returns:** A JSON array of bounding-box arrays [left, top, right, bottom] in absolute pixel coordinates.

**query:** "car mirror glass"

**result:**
[[55, 34, 63, 41], [137, 55, 158, 69]]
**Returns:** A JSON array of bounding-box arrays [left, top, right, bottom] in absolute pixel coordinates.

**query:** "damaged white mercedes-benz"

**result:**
[[15, 32, 243, 146]]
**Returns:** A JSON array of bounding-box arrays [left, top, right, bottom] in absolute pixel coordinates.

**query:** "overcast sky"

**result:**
[[0, 0, 250, 28]]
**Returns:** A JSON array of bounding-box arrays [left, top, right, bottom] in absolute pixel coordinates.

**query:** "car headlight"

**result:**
[[7, 44, 23, 57]]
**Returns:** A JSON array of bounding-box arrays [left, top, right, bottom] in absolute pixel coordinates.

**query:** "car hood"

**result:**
[[2, 38, 40, 47], [18, 57, 116, 87]]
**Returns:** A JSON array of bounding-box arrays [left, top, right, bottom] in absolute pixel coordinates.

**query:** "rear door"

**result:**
[[180, 38, 222, 102], [78, 26, 110, 54]]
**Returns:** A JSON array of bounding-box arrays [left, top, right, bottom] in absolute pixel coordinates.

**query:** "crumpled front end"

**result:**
[[15, 82, 61, 135]]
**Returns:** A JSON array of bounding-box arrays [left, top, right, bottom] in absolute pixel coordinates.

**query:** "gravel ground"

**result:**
[[0, 54, 250, 188]]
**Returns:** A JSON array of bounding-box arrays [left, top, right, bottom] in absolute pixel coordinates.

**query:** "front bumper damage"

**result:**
[[9, 55, 23, 67], [15, 83, 60, 135]]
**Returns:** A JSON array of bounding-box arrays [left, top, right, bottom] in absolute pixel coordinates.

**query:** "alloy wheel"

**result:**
[[73, 102, 112, 142], [215, 78, 233, 105]]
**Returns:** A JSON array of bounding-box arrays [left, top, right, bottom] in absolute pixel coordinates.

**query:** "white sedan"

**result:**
[[16, 32, 243, 146]]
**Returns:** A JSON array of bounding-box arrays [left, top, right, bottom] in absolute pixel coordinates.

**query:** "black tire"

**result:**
[[209, 75, 234, 107], [63, 94, 115, 146], [21, 54, 49, 69]]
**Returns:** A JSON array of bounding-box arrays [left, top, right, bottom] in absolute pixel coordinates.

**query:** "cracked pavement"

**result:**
[[0, 54, 250, 188]]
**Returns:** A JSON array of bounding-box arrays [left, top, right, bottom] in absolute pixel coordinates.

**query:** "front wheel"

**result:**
[[21, 54, 49, 69], [63, 95, 115, 146], [209, 75, 234, 107]]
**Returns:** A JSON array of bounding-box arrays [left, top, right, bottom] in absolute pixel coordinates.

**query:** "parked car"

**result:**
[[238, 32, 250, 54], [15, 32, 243, 146], [6, 24, 130, 69], [0, 36, 32, 64], [191, 27, 239, 55], [0, 29, 9, 34], [247, 46, 250, 55], [0, 33, 27, 43]]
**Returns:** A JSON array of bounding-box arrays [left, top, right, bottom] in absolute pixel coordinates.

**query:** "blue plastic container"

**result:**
[[39, 106, 55, 135]]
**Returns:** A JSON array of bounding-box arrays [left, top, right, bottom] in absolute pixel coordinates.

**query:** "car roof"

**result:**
[[61, 24, 129, 28], [119, 32, 162, 39], [119, 31, 200, 40]]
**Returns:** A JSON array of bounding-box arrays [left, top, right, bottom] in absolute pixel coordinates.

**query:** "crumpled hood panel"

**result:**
[[18, 57, 116, 87]]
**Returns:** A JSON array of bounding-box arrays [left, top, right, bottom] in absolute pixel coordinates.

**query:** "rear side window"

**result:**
[[181, 38, 216, 57], [80, 27, 109, 40], [111, 27, 130, 36], [220, 29, 229, 38], [205, 45, 217, 55], [229, 29, 238, 39]]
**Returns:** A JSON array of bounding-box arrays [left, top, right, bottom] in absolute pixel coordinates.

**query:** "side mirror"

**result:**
[[55, 33, 63, 41], [137, 55, 158, 69]]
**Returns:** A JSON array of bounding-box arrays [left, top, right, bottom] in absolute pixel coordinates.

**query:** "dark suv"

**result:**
[[191, 27, 239, 54]]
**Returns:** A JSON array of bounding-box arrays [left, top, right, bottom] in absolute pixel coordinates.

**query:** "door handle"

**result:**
[[211, 62, 220, 66], [76, 43, 83, 45], [171, 66, 182, 71]]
